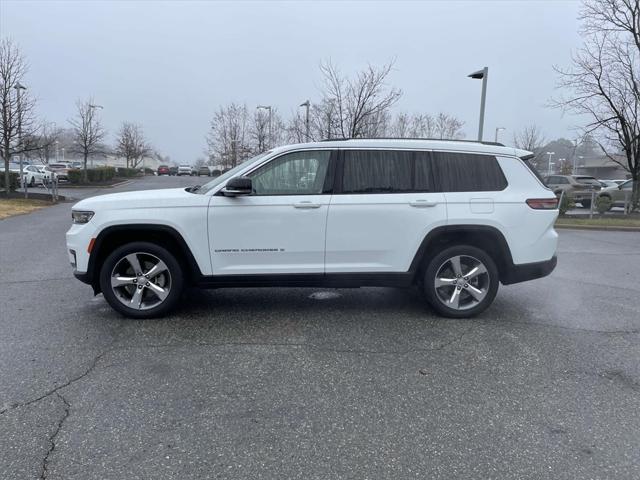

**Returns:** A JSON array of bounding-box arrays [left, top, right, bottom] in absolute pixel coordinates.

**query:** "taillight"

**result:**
[[526, 198, 558, 210]]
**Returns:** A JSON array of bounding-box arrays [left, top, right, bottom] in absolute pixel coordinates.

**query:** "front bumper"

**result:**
[[501, 255, 557, 285]]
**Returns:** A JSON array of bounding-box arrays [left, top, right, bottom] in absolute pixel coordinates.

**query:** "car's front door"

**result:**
[[209, 150, 335, 275]]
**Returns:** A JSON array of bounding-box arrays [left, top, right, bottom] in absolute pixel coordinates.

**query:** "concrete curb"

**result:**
[[556, 223, 640, 232], [60, 179, 133, 189]]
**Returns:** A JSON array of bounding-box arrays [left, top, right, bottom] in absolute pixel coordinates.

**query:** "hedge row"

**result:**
[[0, 171, 19, 191], [117, 167, 140, 178], [68, 167, 116, 184]]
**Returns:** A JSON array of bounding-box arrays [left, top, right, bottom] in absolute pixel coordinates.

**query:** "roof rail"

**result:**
[[319, 137, 505, 147]]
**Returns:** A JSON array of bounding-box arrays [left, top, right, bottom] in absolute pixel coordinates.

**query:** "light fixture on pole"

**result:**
[[468, 67, 488, 141], [257, 105, 272, 149], [494, 127, 505, 143], [546, 151, 555, 177], [299, 100, 310, 142]]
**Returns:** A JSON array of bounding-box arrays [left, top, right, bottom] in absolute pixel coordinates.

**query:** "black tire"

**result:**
[[99, 241, 184, 319], [423, 244, 499, 318], [581, 199, 591, 208]]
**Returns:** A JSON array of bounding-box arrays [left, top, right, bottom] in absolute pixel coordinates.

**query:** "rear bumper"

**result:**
[[501, 255, 557, 285]]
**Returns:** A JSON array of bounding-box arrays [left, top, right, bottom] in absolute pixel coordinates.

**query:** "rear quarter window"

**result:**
[[432, 152, 507, 192]]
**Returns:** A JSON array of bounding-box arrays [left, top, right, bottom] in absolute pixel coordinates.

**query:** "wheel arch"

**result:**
[[86, 224, 202, 294], [409, 225, 515, 284]]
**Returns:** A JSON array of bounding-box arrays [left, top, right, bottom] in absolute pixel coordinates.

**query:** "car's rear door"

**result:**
[[325, 149, 446, 273]]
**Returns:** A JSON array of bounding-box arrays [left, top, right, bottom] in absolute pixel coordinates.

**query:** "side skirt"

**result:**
[[196, 272, 415, 289]]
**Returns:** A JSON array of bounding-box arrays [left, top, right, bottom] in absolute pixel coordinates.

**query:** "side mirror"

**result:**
[[223, 176, 252, 196]]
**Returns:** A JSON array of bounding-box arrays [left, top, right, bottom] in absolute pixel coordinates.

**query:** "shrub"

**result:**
[[68, 167, 116, 184], [558, 192, 575, 215], [0, 171, 19, 191], [596, 195, 612, 215], [67, 169, 82, 184], [144, 167, 154, 175], [116, 167, 139, 177]]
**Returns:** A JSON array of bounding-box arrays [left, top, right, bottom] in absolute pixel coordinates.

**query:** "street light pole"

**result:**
[[14, 83, 27, 197], [494, 127, 505, 143], [300, 100, 310, 142], [468, 67, 488, 141], [257, 105, 272, 149], [546, 151, 555, 177]]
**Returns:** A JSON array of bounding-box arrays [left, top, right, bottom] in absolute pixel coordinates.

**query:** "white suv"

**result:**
[[66, 139, 559, 319]]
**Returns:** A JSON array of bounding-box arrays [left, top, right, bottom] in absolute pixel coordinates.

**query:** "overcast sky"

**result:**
[[1, 0, 585, 162]]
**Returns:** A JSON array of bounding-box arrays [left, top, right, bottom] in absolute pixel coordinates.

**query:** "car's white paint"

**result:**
[[67, 139, 558, 279]]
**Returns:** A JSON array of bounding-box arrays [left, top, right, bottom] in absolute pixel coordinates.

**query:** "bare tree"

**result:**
[[68, 98, 106, 181], [553, 0, 640, 207], [513, 124, 546, 152], [30, 121, 59, 164], [250, 107, 285, 153], [319, 60, 402, 138], [434, 113, 465, 140], [206, 103, 251, 168], [115, 122, 152, 169], [0, 38, 39, 195]]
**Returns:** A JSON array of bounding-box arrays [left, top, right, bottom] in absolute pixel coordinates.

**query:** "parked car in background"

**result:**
[[48, 162, 71, 181], [0, 162, 22, 174], [157, 165, 170, 176], [21, 164, 48, 186], [177, 164, 193, 176], [169, 166, 178, 176], [70, 161, 83, 169], [599, 180, 619, 189], [544, 174, 602, 208], [598, 179, 634, 209], [198, 166, 212, 176]]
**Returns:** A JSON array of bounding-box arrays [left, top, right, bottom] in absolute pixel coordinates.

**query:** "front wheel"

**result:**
[[423, 245, 499, 318], [99, 242, 184, 319]]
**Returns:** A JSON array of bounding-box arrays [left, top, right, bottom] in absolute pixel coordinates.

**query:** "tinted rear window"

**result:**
[[432, 152, 507, 192], [342, 150, 413, 193]]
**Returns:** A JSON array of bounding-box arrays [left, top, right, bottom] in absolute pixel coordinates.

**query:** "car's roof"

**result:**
[[268, 138, 530, 158]]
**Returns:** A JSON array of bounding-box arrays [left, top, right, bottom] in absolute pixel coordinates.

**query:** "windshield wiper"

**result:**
[[186, 185, 201, 193]]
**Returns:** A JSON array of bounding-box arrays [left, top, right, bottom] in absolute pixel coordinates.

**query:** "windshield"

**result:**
[[196, 152, 271, 194]]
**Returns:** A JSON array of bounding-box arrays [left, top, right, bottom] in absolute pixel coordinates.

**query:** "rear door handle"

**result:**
[[409, 200, 438, 208], [293, 201, 321, 209]]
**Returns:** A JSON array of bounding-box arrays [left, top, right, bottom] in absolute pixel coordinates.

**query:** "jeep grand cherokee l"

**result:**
[[67, 139, 558, 319]]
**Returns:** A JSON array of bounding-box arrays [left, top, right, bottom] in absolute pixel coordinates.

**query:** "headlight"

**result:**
[[72, 210, 94, 224]]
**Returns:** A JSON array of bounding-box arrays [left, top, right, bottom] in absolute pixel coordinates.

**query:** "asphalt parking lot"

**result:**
[[1, 176, 639, 479]]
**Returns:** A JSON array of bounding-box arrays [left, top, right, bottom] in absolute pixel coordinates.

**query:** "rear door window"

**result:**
[[342, 150, 413, 193]]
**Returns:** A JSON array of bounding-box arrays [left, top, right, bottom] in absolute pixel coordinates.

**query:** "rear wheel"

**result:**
[[99, 242, 184, 319], [423, 245, 499, 318]]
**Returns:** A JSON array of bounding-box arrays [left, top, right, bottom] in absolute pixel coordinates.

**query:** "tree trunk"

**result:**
[[82, 151, 88, 183], [3, 143, 10, 197]]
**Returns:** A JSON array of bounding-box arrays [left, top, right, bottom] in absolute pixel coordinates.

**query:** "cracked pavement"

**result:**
[[1, 176, 639, 479]]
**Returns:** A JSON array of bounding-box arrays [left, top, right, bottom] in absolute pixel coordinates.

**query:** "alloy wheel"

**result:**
[[110, 252, 172, 310], [433, 255, 490, 311]]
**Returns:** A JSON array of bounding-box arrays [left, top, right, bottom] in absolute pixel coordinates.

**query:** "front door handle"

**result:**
[[409, 200, 438, 208], [293, 201, 321, 209]]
